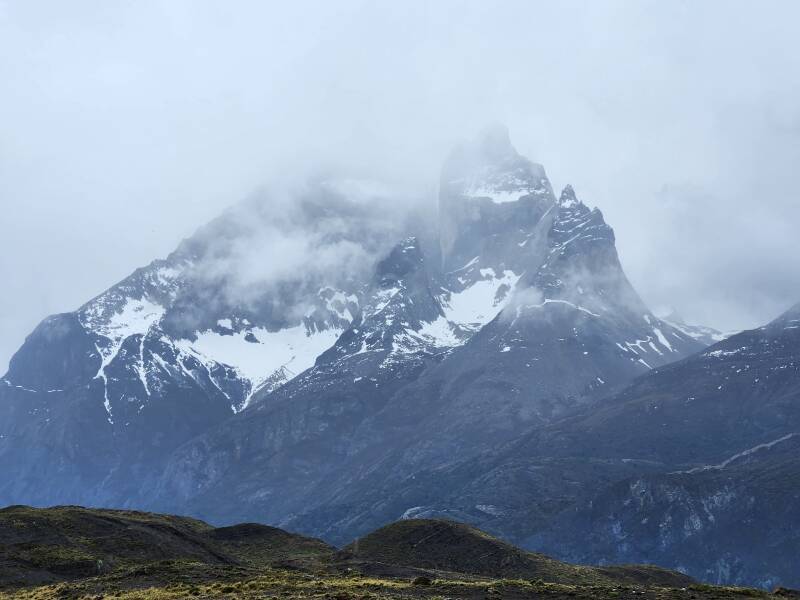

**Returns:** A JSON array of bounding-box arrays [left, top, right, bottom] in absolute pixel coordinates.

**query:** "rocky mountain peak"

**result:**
[[375, 236, 424, 286], [474, 122, 517, 161], [437, 128, 557, 270], [440, 127, 552, 200], [558, 184, 581, 208], [0, 126, 725, 582]]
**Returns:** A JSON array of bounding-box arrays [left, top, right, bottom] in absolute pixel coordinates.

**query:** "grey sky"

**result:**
[[2, 0, 800, 371]]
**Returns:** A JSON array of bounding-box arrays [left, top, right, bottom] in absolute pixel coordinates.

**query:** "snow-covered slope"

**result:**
[[0, 178, 409, 506], [72, 236, 361, 419]]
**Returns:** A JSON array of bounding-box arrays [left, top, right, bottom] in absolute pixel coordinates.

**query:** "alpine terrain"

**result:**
[[1, 126, 796, 590]]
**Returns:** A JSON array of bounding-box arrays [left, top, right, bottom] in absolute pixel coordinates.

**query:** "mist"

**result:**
[[2, 0, 800, 371]]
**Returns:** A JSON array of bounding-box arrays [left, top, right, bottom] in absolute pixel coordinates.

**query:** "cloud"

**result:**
[[175, 176, 425, 322], [501, 286, 545, 322], [2, 1, 800, 369]]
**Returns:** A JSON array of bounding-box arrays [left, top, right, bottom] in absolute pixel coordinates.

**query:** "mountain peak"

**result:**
[[474, 123, 516, 160], [558, 184, 581, 208], [376, 236, 424, 283], [438, 127, 554, 266], [442, 125, 535, 184]]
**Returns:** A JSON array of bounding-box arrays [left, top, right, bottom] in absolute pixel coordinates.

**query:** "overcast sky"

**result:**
[[2, 0, 800, 371]]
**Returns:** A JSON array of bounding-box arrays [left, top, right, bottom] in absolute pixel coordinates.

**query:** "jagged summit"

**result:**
[[446, 123, 519, 166], [0, 126, 734, 584], [558, 184, 581, 208], [376, 236, 425, 283], [437, 127, 556, 271], [440, 126, 552, 208], [473, 122, 516, 160]]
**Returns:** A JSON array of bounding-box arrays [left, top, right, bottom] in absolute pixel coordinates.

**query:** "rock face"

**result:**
[[122, 127, 700, 536], [0, 180, 414, 507], [524, 303, 800, 588], [9, 126, 796, 588], [319, 303, 800, 589], [539, 436, 800, 590]]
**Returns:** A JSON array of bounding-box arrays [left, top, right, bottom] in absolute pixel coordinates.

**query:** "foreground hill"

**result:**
[[339, 519, 692, 587], [2, 506, 792, 600], [0, 505, 334, 588]]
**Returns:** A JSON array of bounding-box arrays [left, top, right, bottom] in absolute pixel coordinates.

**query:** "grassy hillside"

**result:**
[[341, 519, 692, 587], [0, 506, 793, 600], [0, 505, 333, 588]]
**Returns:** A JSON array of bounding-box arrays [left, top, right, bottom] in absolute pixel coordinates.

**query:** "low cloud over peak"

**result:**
[[2, 1, 800, 370]]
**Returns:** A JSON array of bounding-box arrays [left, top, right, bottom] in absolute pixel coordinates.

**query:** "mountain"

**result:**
[[293, 132, 710, 535], [1, 126, 725, 585], [523, 302, 800, 588], [308, 302, 800, 588], [523, 301, 800, 467], [0, 179, 419, 507], [138, 126, 704, 541], [145, 234, 464, 525]]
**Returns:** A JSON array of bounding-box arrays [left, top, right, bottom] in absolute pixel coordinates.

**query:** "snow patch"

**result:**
[[176, 323, 343, 410], [676, 433, 798, 474], [83, 296, 166, 424], [652, 327, 674, 352], [441, 270, 520, 328], [400, 506, 427, 519], [517, 298, 601, 318], [467, 186, 529, 204], [415, 315, 463, 348], [475, 504, 506, 517], [370, 286, 401, 316], [84, 296, 165, 345], [705, 347, 746, 358]]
